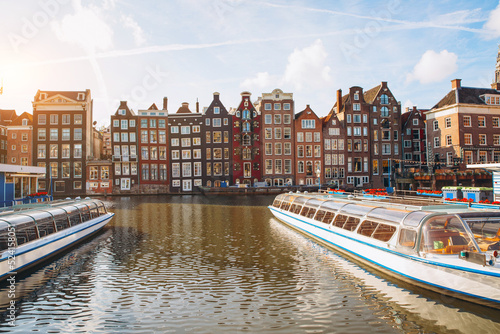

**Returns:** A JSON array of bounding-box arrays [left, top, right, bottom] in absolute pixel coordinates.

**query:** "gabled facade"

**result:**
[[232, 92, 261, 185], [256, 88, 295, 186], [168, 102, 203, 192], [0, 109, 17, 164], [322, 96, 346, 188], [137, 99, 169, 193], [294, 105, 322, 185], [7, 112, 33, 166], [363, 82, 402, 188], [32, 90, 93, 195], [110, 101, 139, 193], [401, 106, 427, 169], [202, 92, 232, 187]]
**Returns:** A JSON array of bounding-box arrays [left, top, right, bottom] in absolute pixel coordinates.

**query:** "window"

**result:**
[[434, 137, 440, 148], [213, 118, 221, 127], [347, 114, 351, 123], [478, 116, 486, 127], [50, 114, 58, 125], [445, 117, 451, 128], [50, 129, 58, 141], [38, 128, 46, 141], [283, 114, 291, 124], [62, 128, 70, 141], [171, 126, 179, 133], [413, 118, 419, 126], [445, 135, 452, 146], [380, 94, 389, 104], [274, 128, 282, 140], [433, 120, 439, 131], [171, 138, 179, 146], [494, 135, 500, 146], [181, 138, 191, 147], [381, 107, 389, 117], [297, 132, 304, 142], [74, 128, 82, 140], [464, 133, 472, 145], [463, 116, 471, 127], [353, 103, 360, 111], [38, 114, 46, 125], [302, 119, 315, 129], [274, 114, 281, 124], [37, 144, 46, 158], [181, 126, 190, 134], [74, 144, 82, 158], [61, 144, 70, 158], [479, 134, 487, 145], [265, 115, 272, 124], [74, 114, 83, 125], [21, 133, 28, 141], [265, 103, 272, 110]]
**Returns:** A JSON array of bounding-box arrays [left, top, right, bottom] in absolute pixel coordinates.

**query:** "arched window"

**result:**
[[242, 134, 251, 146], [242, 121, 251, 132], [381, 107, 389, 117], [242, 109, 250, 119], [207, 180, 212, 187], [242, 148, 252, 160], [380, 94, 389, 104]]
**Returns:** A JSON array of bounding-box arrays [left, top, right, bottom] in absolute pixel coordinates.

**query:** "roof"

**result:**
[[34, 90, 89, 102], [0, 109, 17, 125], [176, 102, 192, 114], [363, 84, 382, 104], [10, 112, 32, 126], [432, 86, 500, 109]]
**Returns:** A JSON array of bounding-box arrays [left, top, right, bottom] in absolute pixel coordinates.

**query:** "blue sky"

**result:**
[[0, 0, 499, 126]]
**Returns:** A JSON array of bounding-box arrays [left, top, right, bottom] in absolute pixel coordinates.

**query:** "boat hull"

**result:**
[[0, 213, 114, 281], [270, 207, 500, 309]]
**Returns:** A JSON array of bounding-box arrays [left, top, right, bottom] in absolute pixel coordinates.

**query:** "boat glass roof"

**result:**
[[366, 208, 409, 224], [402, 211, 431, 227], [339, 204, 377, 217]]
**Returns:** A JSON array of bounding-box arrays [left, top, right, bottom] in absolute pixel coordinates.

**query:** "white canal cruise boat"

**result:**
[[0, 198, 114, 281], [270, 192, 500, 308]]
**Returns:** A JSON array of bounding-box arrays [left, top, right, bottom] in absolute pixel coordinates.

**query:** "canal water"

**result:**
[[1, 195, 500, 333]]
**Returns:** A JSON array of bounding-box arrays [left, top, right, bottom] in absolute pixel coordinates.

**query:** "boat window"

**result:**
[[300, 206, 316, 219], [289, 203, 303, 214], [358, 220, 378, 237], [273, 194, 285, 208], [13, 218, 39, 246], [402, 211, 431, 227], [419, 215, 475, 254], [339, 204, 376, 217], [98, 203, 107, 215], [36, 215, 56, 237], [460, 213, 500, 252], [314, 210, 335, 225], [88, 202, 99, 218], [399, 228, 417, 248], [367, 208, 408, 225], [0, 221, 14, 251], [304, 198, 326, 209], [279, 195, 293, 211], [333, 214, 360, 231], [372, 224, 397, 242], [79, 205, 91, 222]]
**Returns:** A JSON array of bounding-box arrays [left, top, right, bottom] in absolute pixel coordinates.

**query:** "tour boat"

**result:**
[[269, 191, 500, 309], [0, 198, 114, 281]]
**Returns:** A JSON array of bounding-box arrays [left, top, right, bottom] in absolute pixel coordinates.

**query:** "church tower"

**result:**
[[493, 44, 500, 90]]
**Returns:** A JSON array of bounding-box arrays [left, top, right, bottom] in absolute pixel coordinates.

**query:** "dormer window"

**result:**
[[118, 109, 126, 115], [483, 94, 500, 105], [22, 119, 28, 126], [40, 93, 47, 100], [354, 92, 359, 100], [77, 93, 85, 100]]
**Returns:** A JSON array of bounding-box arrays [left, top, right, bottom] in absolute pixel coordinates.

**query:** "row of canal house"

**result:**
[[3, 46, 500, 196]]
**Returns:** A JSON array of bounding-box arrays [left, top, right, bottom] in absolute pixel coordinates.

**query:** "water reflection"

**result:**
[[0, 195, 499, 333]]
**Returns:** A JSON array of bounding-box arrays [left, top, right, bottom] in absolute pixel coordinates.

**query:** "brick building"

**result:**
[[232, 92, 261, 186], [426, 79, 500, 170], [322, 100, 345, 188], [256, 88, 295, 186], [138, 100, 169, 193], [110, 101, 139, 193], [202, 92, 232, 187], [6, 111, 33, 166], [401, 106, 427, 169], [32, 90, 93, 195], [0, 109, 17, 164], [294, 105, 322, 186], [168, 102, 203, 192]]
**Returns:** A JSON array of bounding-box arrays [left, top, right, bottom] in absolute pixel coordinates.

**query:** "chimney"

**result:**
[[213, 92, 220, 100], [196, 98, 199, 113], [162, 97, 168, 110], [451, 79, 462, 90], [336, 89, 342, 112]]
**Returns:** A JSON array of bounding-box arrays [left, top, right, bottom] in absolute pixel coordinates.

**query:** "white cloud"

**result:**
[[483, 2, 500, 39], [406, 50, 458, 84], [240, 72, 276, 89], [282, 39, 331, 90], [121, 14, 146, 46], [51, 2, 113, 53]]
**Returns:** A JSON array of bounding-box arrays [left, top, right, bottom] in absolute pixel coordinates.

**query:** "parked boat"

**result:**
[[0, 198, 114, 281], [269, 191, 500, 308]]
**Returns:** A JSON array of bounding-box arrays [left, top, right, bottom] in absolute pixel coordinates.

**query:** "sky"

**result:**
[[0, 0, 500, 126]]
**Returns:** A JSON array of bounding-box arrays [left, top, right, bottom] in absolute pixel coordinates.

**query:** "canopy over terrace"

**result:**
[[0, 163, 46, 206]]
